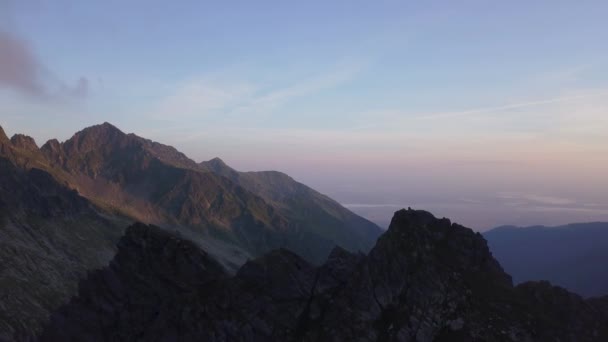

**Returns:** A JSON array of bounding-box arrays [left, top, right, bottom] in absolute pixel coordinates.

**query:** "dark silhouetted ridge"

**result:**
[[39, 209, 608, 341]]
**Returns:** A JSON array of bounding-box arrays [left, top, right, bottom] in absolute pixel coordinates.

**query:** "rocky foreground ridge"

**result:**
[[39, 209, 608, 341]]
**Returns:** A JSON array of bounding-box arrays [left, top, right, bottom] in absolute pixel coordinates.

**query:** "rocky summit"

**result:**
[[40, 209, 608, 341]]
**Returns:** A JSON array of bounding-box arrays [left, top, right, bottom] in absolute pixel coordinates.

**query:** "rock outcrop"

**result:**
[[40, 209, 608, 341], [10, 134, 39, 152]]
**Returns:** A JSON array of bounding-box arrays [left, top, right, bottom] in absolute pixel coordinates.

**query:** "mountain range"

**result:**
[[0, 122, 381, 339], [485, 222, 608, 298], [1, 122, 608, 341]]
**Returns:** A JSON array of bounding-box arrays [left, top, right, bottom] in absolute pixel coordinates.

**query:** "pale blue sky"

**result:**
[[1, 0, 608, 229]]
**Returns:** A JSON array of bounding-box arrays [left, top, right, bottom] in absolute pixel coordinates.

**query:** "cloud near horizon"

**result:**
[[0, 30, 89, 101]]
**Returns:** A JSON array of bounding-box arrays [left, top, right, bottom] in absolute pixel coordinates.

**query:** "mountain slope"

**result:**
[[39, 123, 354, 264], [40, 209, 608, 341], [35, 122, 380, 264], [200, 157, 382, 253], [0, 122, 382, 339], [1, 120, 381, 266], [484, 223, 608, 297], [0, 155, 125, 340]]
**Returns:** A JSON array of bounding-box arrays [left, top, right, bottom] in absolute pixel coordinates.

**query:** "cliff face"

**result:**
[[40, 209, 608, 341]]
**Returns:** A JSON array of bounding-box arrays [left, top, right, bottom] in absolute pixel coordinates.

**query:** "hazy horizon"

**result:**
[[2, 1, 608, 230]]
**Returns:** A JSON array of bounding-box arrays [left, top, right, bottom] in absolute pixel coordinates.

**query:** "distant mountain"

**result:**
[[484, 222, 608, 297], [0, 122, 382, 339], [40, 209, 608, 341], [0, 122, 380, 266], [39, 122, 381, 264], [200, 156, 380, 254]]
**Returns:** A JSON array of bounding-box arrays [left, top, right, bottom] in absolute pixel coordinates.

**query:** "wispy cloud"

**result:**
[[231, 62, 363, 117], [151, 80, 256, 119], [148, 61, 364, 121], [415, 92, 608, 120], [342, 87, 608, 157], [497, 192, 576, 206], [525, 206, 608, 214], [352, 90, 608, 130], [494, 192, 608, 215]]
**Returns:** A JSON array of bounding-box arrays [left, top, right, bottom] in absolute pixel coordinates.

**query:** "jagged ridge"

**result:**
[[40, 209, 608, 341]]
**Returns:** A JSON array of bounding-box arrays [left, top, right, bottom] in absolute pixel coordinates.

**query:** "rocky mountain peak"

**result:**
[[40, 138, 62, 155], [200, 157, 232, 173], [374, 208, 512, 287], [10, 134, 39, 151], [389, 207, 450, 231], [99, 121, 122, 132], [207, 156, 227, 167], [39, 138, 67, 167], [41, 138, 61, 151], [63, 122, 127, 154], [384, 208, 498, 261], [80, 122, 124, 138]]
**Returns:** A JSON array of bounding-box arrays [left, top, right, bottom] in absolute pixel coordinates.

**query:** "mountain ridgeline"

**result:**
[[2, 122, 608, 341], [199, 156, 380, 256], [8, 122, 382, 264], [0, 122, 381, 339], [40, 209, 608, 341]]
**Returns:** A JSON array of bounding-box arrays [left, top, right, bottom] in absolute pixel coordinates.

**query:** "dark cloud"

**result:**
[[0, 30, 89, 100], [0, 30, 46, 96]]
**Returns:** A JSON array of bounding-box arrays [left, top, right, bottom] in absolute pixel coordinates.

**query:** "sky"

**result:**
[[1, 0, 608, 230]]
